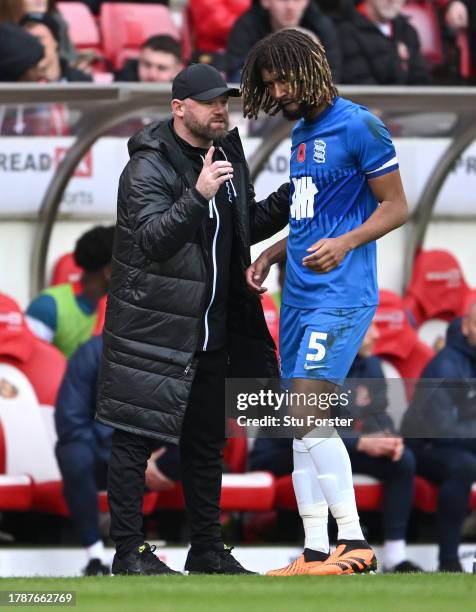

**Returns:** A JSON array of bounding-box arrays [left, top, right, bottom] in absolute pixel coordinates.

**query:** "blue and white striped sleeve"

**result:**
[[346, 107, 399, 179]]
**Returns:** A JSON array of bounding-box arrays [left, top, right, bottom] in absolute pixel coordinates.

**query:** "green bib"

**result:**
[[43, 284, 97, 358]]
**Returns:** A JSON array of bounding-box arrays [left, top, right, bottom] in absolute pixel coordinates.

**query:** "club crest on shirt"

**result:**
[[313, 139, 326, 163]]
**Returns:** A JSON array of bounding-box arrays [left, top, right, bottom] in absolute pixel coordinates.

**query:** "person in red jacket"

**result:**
[[190, 0, 251, 54]]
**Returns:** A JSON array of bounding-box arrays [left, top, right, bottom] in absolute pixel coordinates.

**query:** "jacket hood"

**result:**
[[446, 317, 476, 361]]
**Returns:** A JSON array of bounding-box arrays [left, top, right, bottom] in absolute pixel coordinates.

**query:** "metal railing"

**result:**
[[1, 83, 476, 296]]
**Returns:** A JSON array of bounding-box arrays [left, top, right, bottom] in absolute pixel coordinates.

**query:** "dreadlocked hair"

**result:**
[[241, 29, 338, 119]]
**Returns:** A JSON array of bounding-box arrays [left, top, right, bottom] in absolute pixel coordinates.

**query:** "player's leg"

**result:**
[[293, 306, 377, 575], [266, 305, 329, 576], [266, 438, 330, 575]]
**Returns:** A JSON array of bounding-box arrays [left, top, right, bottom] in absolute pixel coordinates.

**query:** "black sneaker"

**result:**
[[184, 544, 257, 575], [388, 560, 424, 573], [111, 543, 180, 576], [83, 558, 110, 576], [439, 559, 463, 573]]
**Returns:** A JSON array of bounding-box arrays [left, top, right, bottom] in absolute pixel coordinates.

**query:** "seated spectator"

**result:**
[[336, 0, 432, 84], [226, 0, 341, 82], [115, 35, 183, 82], [439, 0, 476, 81], [23, 0, 79, 66], [0, 23, 45, 82], [21, 12, 92, 81], [250, 323, 420, 572], [26, 226, 114, 358], [402, 303, 476, 572], [189, 0, 250, 57], [55, 335, 180, 575]]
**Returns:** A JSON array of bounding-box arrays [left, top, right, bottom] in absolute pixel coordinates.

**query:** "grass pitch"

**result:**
[[0, 575, 474, 612]]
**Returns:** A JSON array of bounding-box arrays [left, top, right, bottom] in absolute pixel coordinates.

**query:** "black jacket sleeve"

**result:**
[[338, 23, 379, 84], [405, 24, 432, 84], [127, 154, 210, 262], [248, 181, 290, 245]]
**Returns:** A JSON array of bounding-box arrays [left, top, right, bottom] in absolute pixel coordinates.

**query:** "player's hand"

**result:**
[[246, 253, 271, 294], [195, 146, 233, 200], [145, 447, 175, 492], [302, 236, 350, 273]]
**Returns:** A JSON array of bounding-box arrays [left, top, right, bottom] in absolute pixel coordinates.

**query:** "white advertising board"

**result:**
[[0, 136, 475, 216]]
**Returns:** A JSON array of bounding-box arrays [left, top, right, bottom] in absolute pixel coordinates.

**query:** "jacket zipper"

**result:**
[[202, 196, 220, 350]]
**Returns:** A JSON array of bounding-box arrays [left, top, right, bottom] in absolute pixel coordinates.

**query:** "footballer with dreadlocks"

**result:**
[[242, 29, 408, 576]]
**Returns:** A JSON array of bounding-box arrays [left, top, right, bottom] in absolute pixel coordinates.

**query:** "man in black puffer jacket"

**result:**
[[96, 64, 289, 575], [336, 0, 431, 85]]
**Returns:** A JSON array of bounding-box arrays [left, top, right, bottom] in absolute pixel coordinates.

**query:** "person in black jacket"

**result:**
[[114, 35, 183, 83], [402, 304, 476, 572], [96, 63, 290, 575], [55, 336, 180, 576], [336, 0, 431, 84], [226, 0, 341, 82], [21, 13, 92, 82]]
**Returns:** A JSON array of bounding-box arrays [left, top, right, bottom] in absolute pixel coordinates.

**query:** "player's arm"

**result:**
[[302, 169, 407, 273], [248, 182, 290, 245], [246, 237, 287, 294]]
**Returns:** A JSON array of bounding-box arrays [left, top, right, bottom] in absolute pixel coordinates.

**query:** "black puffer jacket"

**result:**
[[337, 9, 431, 85], [96, 119, 289, 443]]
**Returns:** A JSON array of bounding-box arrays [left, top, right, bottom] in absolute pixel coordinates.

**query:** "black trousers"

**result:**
[[408, 440, 476, 563], [107, 349, 227, 557]]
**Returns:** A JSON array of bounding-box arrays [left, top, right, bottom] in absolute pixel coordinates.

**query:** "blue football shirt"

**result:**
[[282, 96, 399, 309]]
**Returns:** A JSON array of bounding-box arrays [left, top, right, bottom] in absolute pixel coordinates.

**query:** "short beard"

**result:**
[[183, 111, 229, 142], [280, 100, 308, 121]]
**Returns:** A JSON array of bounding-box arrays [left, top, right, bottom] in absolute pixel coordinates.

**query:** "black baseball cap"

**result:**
[[172, 64, 240, 101]]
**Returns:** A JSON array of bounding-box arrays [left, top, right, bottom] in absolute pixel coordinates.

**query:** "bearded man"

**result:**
[[96, 63, 290, 575]]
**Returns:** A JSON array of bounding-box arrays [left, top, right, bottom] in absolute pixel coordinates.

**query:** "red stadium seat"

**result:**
[[404, 249, 470, 326], [180, 4, 194, 63], [261, 292, 280, 349], [57, 2, 102, 52], [156, 472, 276, 512], [0, 293, 66, 406], [100, 3, 180, 69], [0, 475, 33, 511], [401, 2, 443, 66], [51, 252, 82, 286], [373, 290, 434, 397], [462, 288, 476, 314]]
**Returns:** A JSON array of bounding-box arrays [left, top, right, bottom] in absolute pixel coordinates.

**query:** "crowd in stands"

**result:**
[[1, 227, 476, 573], [0, 0, 475, 90]]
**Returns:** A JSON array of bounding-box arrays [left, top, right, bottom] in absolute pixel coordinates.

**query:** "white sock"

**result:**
[[302, 432, 365, 541], [86, 540, 105, 562], [383, 540, 406, 569], [292, 439, 329, 554]]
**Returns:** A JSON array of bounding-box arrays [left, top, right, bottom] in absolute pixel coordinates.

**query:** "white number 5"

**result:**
[[306, 331, 328, 362]]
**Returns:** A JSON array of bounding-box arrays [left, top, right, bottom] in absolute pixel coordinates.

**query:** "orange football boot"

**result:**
[[307, 541, 377, 576], [266, 551, 329, 576]]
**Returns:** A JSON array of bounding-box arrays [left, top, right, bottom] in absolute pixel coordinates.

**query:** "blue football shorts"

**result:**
[[279, 304, 377, 385]]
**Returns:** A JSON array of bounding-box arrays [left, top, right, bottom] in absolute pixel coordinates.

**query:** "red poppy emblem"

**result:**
[[297, 143, 306, 163]]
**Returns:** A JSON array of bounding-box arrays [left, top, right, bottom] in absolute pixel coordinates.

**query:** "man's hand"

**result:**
[[145, 447, 175, 492], [445, 1, 468, 30], [302, 236, 350, 273], [357, 433, 404, 461], [246, 252, 271, 294], [195, 146, 233, 201]]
